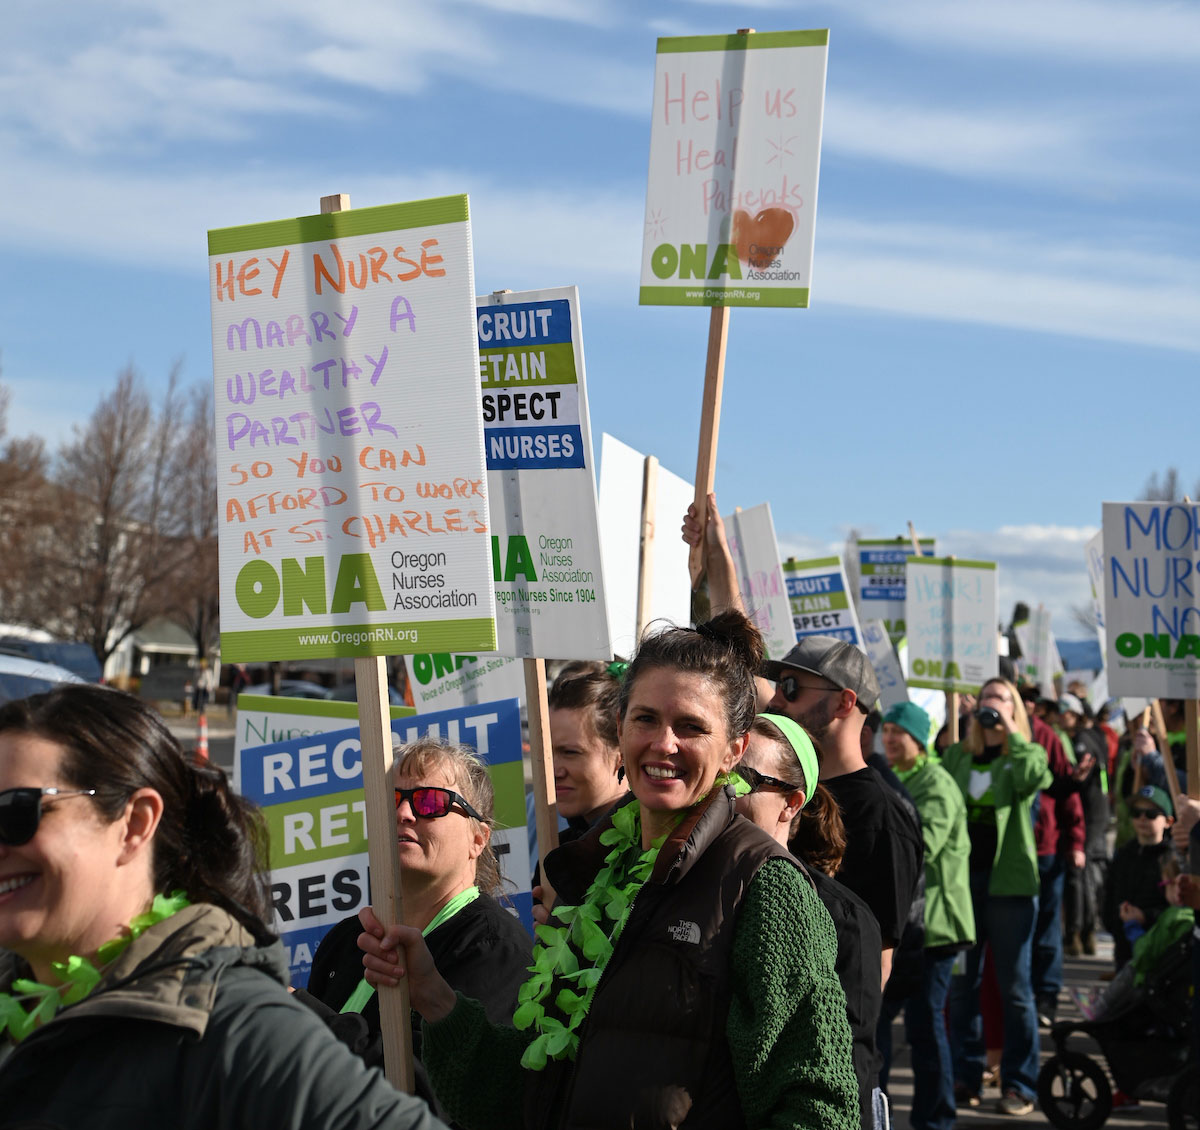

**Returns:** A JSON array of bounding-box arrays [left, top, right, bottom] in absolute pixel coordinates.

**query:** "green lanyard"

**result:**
[[340, 886, 480, 1014]]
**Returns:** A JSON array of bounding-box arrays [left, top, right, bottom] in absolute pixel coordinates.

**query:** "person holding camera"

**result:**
[[941, 677, 1050, 1117]]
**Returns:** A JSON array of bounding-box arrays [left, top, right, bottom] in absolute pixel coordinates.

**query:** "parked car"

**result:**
[[243, 680, 333, 700], [0, 655, 85, 705], [0, 636, 103, 683], [330, 681, 406, 706]]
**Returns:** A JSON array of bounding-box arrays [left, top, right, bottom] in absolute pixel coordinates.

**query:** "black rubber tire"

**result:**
[[1167, 1065, 1200, 1130], [1037, 1051, 1113, 1130]]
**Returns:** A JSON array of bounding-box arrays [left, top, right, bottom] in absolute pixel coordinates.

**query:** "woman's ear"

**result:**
[[469, 820, 491, 861], [781, 790, 806, 825], [721, 731, 750, 773], [118, 788, 164, 867]]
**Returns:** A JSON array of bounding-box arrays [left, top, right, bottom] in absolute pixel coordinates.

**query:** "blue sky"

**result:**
[[2, 0, 1196, 642]]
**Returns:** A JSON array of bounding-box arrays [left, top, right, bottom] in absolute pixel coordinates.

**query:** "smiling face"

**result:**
[[0, 731, 140, 979], [394, 762, 487, 896], [881, 722, 921, 771], [549, 706, 623, 822], [619, 667, 747, 844]]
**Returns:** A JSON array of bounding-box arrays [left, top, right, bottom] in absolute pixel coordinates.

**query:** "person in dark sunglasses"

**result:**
[[300, 737, 531, 1092], [0, 683, 450, 1130]]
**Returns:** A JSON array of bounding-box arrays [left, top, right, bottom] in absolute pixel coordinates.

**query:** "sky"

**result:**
[[2, 0, 1197, 644]]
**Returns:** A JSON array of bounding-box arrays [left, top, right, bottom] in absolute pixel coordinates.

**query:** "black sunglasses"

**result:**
[[738, 765, 797, 794], [394, 785, 483, 821], [1129, 806, 1164, 820], [778, 674, 840, 703], [0, 786, 98, 846]]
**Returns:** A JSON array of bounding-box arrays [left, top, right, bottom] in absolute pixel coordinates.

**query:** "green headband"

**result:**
[[757, 712, 819, 809]]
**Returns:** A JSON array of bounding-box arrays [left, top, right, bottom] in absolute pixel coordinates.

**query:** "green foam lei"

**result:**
[[0, 890, 190, 1043], [514, 803, 666, 1070]]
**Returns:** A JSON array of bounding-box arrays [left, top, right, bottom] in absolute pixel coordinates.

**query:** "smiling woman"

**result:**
[[0, 684, 448, 1130], [359, 611, 859, 1130]]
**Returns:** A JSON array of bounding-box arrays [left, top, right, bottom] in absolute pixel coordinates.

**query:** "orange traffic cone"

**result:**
[[197, 712, 209, 761]]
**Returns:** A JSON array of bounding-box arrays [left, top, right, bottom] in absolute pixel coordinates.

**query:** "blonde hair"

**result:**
[[964, 677, 1031, 755], [393, 736, 503, 896]]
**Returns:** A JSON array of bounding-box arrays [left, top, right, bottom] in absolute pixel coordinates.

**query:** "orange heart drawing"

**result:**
[[732, 207, 796, 268]]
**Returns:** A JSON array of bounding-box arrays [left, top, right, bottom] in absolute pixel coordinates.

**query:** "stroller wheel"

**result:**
[[1037, 1051, 1112, 1130], [1167, 1065, 1200, 1130]]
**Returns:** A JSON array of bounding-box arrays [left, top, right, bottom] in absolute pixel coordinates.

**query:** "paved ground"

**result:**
[[882, 933, 1179, 1128]]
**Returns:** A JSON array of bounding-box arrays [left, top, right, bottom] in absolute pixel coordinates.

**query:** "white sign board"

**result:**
[[598, 434, 692, 658], [861, 618, 908, 711], [478, 288, 610, 659], [782, 556, 862, 647], [209, 196, 495, 661], [905, 557, 999, 694], [640, 30, 829, 308], [1015, 607, 1056, 700], [403, 651, 526, 711], [723, 503, 794, 661], [857, 536, 937, 645], [1102, 501, 1200, 697]]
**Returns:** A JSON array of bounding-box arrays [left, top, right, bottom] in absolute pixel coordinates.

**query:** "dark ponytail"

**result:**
[[788, 783, 846, 876], [0, 684, 272, 936], [619, 611, 764, 739]]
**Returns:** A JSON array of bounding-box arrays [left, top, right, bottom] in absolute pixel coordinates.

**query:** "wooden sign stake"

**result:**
[[1150, 698, 1183, 810], [636, 455, 660, 640], [524, 657, 559, 905], [687, 304, 731, 589], [323, 192, 415, 1094]]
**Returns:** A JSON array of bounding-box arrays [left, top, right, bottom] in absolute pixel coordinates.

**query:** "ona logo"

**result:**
[[236, 553, 385, 618], [667, 920, 701, 945]]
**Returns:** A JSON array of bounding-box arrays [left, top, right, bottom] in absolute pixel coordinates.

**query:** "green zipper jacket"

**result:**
[[899, 757, 976, 949], [941, 733, 1051, 897]]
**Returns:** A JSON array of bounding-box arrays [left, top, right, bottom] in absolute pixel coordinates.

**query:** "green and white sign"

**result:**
[[403, 651, 525, 711], [858, 536, 936, 645], [1014, 607, 1059, 699], [478, 287, 610, 659], [640, 30, 829, 308], [1103, 501, 1200, 697], [905, 557, 999, 694], [209, 196, 496, 661]]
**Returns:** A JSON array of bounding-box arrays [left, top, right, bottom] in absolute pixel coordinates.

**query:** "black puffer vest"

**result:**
[[528, 788, 801, 1130]]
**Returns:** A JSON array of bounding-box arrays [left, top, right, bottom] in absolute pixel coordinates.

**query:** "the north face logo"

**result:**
[[667, 920, 700, 945]]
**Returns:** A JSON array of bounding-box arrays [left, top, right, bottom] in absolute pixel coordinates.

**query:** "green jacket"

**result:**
[[900, 757, 976, 948], [0, 903, 445, 1130], [942, 733, 1051, 897]]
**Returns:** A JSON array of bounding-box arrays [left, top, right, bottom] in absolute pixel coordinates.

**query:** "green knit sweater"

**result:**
[[421, 858, 858, 1130]]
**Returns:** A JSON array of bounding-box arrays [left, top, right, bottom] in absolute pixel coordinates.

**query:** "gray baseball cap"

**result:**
[[762, 636, 880, 710]]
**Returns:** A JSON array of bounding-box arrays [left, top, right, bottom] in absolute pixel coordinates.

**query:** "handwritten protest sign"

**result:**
[[232, 693, 415, 790], [208, 196, 495, 662], [1014, 607, 1057, 699], [783, 556, 862, 647], [640, 30, 829, 308], [403, 651, 525, 710], [723, 503, 793, 660], [905, 557, 998, 694], [861, 618, 908, 711], [1102, 501, 1200, 697], [858, 536, 936, 645], [237, 697, 528, 988], [599, 434, 692, 657], [478, 288, 610, 659]]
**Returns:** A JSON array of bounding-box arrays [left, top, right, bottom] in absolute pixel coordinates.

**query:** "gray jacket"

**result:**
[[0, 903, 447, 1130]]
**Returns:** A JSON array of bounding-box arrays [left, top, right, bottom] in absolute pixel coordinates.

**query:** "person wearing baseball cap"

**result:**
[[764, 636, 923, 995]]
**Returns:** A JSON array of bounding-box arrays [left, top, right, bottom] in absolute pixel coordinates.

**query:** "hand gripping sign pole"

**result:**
[[322, 192, 416, 1095]]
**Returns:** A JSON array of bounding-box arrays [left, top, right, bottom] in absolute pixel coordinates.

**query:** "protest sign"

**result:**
[[723, 503, 793, 660], [478, 288, 610, 659], [599, 434, 692, 657], [858, 536, 936, 645], [209, 196, 496, 662], [1014, 606, 1057, 699], [1102, 501, 1200, 698], [237, 697, 529, 989], [782, 556, 862, 647], [861, 619, 908, 711], [640, 30, 828, 308], [403, 651, 525, 711], [232, 693, 415, 790], [905, 558, 999, 694]]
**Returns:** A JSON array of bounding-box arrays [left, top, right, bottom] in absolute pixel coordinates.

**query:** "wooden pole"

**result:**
[[524, 657, 559, 905], [636, 455, 659, 640], [687, 306, 731, 588], [323, 192, 415, 1094], [1131, 705, 1151, 795], [945, 552, 959, 744], [1150, 699, 1183, 808]]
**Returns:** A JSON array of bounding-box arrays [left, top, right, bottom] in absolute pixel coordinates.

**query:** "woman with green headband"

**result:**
[[0, 684, 447, 1130], [360, 612, 858, 1130], [737, 712, 885, 1130]]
